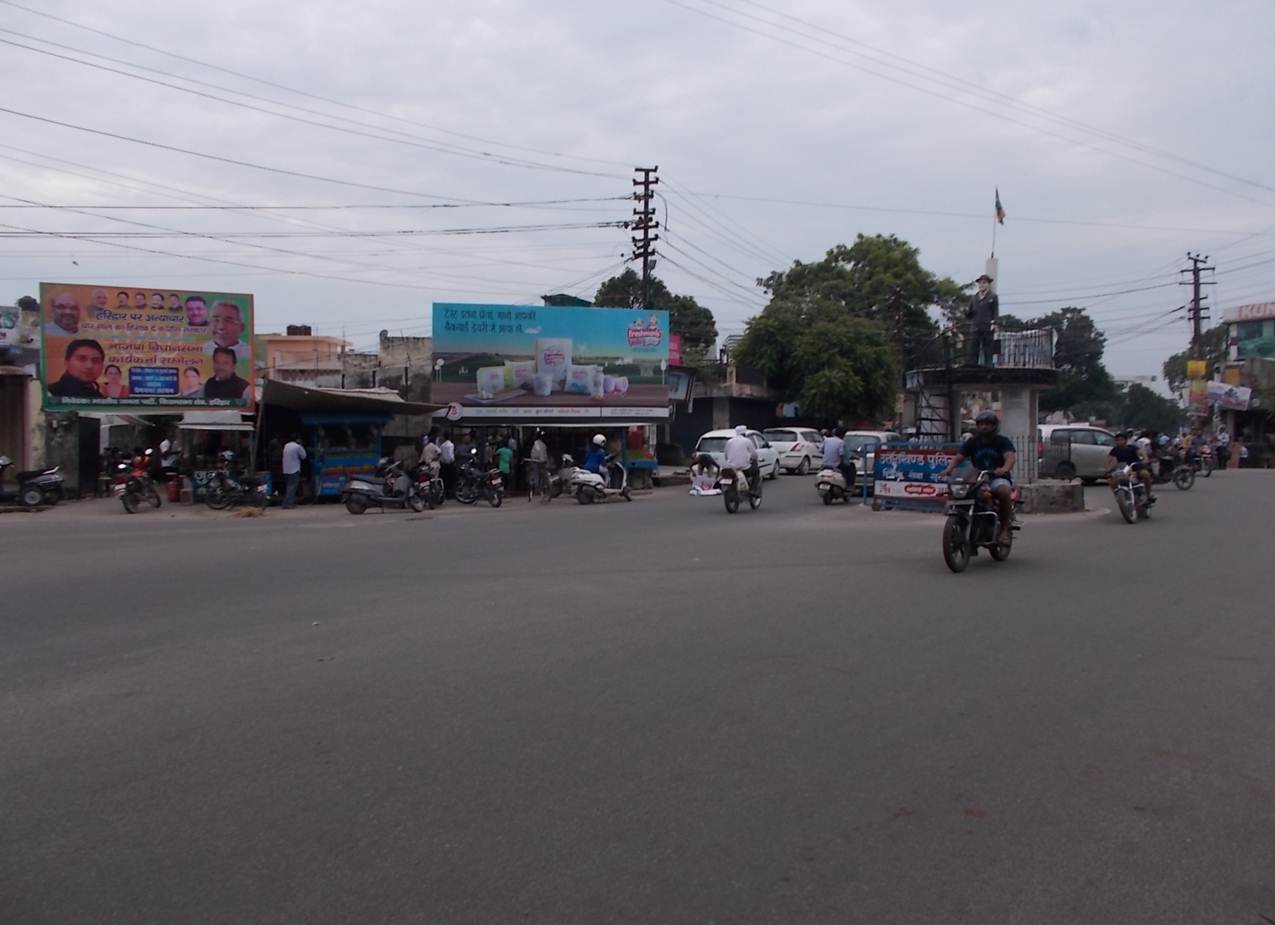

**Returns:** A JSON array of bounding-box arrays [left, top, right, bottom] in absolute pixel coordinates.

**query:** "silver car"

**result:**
[[1039, 425, 1118, 481]]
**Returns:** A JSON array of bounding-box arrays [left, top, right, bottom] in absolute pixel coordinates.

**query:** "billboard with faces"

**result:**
[[39, 282, 254, 411]]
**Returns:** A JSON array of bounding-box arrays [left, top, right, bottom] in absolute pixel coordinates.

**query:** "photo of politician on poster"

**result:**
[[39, 283, 254, 411]]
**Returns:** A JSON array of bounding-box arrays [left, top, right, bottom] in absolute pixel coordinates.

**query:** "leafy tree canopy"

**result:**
[[1000, 306, 1117, 413], [1162, 324, 1228, 393]]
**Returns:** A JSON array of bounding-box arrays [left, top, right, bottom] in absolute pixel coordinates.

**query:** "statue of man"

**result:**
[[964, 273, 998, 366]]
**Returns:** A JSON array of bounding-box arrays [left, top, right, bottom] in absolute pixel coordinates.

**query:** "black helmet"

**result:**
[[975, 410, 999, 432]]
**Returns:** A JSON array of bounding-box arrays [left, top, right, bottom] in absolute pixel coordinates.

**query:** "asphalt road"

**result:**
[[2, 471, 1273, 924]]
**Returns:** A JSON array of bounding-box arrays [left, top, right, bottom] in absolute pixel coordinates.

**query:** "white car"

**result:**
[[842, 430, 903, 489], [694, 428, 782, 480], [762, 427, 824, 475]]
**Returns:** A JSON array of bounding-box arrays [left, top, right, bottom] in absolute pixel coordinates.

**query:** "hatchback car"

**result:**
[[694, 429, 782, 480], [762, 427, 824, 474]]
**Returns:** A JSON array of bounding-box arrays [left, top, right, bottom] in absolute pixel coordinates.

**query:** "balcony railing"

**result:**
[[994, 329, 1055, 370]]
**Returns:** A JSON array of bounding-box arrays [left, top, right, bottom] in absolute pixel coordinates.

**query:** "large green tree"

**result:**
[[1114, 383, 1185, 433], [999, 306, 1117, 413], [733, 296, 898, 422], [592, 268, 718, 362], [1161, 324, 1228, 393], [758, 234, 964, 364]]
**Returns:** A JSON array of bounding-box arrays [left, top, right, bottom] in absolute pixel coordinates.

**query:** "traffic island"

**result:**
[[1017, 480, 1084, 514]]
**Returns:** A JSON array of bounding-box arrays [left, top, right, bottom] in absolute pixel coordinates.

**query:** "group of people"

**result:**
[[417, 427, 536, 498]]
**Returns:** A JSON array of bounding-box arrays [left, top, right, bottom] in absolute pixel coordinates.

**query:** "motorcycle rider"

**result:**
[[1104, 430, 1155, 504], [939, 410, 1016, 546], [821, 427, 845, 481], [723, 424, 760, 493]]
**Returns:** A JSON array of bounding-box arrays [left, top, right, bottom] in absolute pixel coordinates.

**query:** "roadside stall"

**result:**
[[178, 410, 255, 500]]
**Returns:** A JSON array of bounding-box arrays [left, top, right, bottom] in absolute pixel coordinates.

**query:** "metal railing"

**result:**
[[994, 329, 1055, 370]]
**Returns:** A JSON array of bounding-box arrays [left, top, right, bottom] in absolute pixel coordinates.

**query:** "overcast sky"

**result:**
[[2, 0, 1273, 380]]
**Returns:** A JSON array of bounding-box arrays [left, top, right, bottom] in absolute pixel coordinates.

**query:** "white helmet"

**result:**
[[592, 434, 606, 447]]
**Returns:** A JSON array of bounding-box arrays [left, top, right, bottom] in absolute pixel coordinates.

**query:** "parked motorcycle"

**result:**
[[1109, 464, 1152, 524], [454, 449, 503, 508], [569, 454, 632, 504], [815, 467, 850, 505], [117, 450, 162, 514], [413, 461, 446, 510], [205, 451, 268, 510], [719, 465, 762, 514], [941, 467, 1019, 573], [0, 455, 64, 509], [342, 458, 425, 514]]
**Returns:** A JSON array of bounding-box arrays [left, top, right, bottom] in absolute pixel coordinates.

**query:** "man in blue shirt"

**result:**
[[584, 434, 609, 480]]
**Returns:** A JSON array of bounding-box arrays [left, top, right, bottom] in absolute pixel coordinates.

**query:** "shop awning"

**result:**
[[260, 379, 442, 417], [179, 411, 254, 432]]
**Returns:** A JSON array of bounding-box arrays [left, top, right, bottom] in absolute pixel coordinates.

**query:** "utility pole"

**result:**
[[1180, 252, 1215, 359], [631, 166, 660, 308]]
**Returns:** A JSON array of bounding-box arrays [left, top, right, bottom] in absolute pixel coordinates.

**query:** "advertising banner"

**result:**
[[669, 333, 683, 366], [1187, 379, 1210, 414], [1205, 380, 1252, 411], [432, 303, 669, 419], [873, 443, 962, 507], [0, 299, 40, 374], [39, 282, 254, 411]]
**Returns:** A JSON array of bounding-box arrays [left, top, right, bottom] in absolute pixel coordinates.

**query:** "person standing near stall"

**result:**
[[439, 431, 457, 498], [282, 433, 306, 509]]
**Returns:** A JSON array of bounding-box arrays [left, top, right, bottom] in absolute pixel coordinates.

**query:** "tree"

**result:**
[[1114, 383, 1184, 433], [592, 268, 718, 362], [733, 296, 898, 422], [1000, 306, 1117, 414], [1162, 324, 1228, 393], [758, 234, 962, 365]]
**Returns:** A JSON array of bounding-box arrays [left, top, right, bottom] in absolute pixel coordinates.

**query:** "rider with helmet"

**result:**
[[583, 433, 609, 481], [1104, 429, 1155, 503], [939, 410, 1017, 545]]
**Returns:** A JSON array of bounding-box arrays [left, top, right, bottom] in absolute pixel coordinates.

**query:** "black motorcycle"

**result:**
[[455, 449, 504, 508], [942, 467, 1020, 573], [0, 455, 64, 509], [719, 465, 762, 514], [205, 452, 268, 510], [1152, 450, 1195, 491]]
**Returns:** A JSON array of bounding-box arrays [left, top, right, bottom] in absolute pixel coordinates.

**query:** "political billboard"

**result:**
[[432, 303, 670, 419], [39, 283, 254, 411]]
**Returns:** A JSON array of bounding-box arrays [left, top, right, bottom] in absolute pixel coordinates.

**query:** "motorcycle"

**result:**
[[1192, 444, 1214, 478], [0, 455, 64, 509], [1109, 464, 1152, 524], [117, 451, 162, 514], [342, 458, 425, 515], [1152, 450, 1195, 491], [205, 451, 268, 510], [413, 461, 446, 510], [719, 465, 762, 514], [941, 467, 1019, 573], [815, 467, 850, 505], [569, 454, 632, 504], [454, 449, 503, 508]]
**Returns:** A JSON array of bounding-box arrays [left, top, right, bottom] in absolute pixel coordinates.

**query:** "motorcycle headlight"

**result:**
[[949, 483, 971, 499]]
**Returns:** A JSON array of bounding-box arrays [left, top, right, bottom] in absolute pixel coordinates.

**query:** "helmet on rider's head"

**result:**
[[1158, 434, 1170, 447], [974, 410, 999, 433], [592, 434, 606, 447]]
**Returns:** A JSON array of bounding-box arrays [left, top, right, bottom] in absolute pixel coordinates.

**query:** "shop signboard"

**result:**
[[432, 303, 669, 419], [669, 333, 683, 366], [38, 282, 254, 411], [873, 443, 962, 508], [1205, 380, 1252, 411]]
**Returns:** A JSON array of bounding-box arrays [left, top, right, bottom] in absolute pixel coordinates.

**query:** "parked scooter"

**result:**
[[815, 467, 850, 505], [413, 461, 446, 510], [342, 458, 425, 514], [569, 454, 632, 504], [0, 456, 64, 509], [454, 448, 504, 508], [117, 450, 162, 514]]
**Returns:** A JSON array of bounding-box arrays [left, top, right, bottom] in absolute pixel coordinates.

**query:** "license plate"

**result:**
[[817, 484, 829, 492], [720, 478, 733, 486]]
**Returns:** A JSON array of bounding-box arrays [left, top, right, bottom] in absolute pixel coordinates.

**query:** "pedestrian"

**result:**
[[1216, 425, 1231, 469], [496, 440, 513, 487], [439, 430, 456, 498], [505, 429, 520, 491], [529, 429, 549, 499], [282, 433, 306, 509]]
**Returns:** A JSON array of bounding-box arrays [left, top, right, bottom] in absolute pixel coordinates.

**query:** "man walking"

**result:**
[[282, 433, 306, 509], [965, 273, 998, 367], [439, 431, 457, 498]]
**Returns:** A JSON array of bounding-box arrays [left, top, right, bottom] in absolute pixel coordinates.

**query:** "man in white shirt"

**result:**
[[282, 433, 306, 509], [439, 432, 457, 498], [723, 425, 759, 489]]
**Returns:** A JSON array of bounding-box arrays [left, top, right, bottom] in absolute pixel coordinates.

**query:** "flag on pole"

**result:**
[[995, 188, 1006, 224]]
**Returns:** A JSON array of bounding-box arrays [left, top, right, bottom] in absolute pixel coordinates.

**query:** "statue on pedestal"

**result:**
[[964, 274, 998, 367]]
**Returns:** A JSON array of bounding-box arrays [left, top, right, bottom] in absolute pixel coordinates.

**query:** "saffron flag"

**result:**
[[995, 188, 1006, 224]]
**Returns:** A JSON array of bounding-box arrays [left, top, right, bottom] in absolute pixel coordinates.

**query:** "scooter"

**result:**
[[815, 467, 850, 505], [117, 450, 162, 514], [0, 456, 64, 509], [342, 458, 425, 515], [570, 454, 632, 504]]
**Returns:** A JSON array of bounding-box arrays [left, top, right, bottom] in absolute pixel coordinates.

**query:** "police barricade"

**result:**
[[872, 442, 962, 511]]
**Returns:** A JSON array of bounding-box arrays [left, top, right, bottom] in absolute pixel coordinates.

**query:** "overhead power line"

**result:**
[[0, 198, 626, 211], [0, 222, 626, 239]]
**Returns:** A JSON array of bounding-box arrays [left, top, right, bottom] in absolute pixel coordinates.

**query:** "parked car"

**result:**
[[1039, 424, 1118, 481], [694, 429, 782, 480], [842, 430, 903, 490], [762, 427, 824, 474]]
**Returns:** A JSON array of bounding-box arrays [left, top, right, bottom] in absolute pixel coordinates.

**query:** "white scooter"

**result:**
[[815, 467, 850, 505], [569, 454, 632, 504]]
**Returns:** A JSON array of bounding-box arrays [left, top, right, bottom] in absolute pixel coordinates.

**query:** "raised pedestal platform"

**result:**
[[1017, 480, 1084, 514]]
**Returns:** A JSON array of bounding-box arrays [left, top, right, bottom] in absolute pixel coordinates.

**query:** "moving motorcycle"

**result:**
[[720, 465, 762, 514], [1109, 464, 1152, 524], [1152, 450, 1195, 491], [205, 451, 268, 510], [815, 467, 850, 505], [1191, 444, 1214, 478], [454, 449, 503, 508], [342, 458, 425, 514], [941, 467, 1019, 573], [0, 455, 64, 509], [117, 450, 162, 514], [413, 461, 446, 510], [569, 454, 632, 504]]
